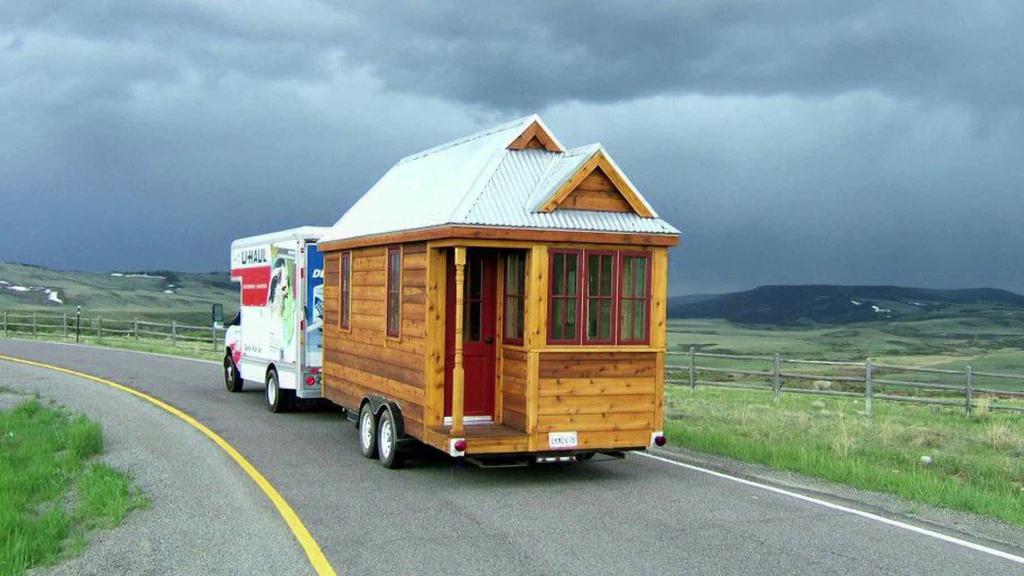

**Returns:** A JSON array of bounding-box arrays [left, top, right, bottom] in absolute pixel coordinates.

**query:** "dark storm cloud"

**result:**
[[338, 1, 1024, 112], [0, 1, 1022, 294]]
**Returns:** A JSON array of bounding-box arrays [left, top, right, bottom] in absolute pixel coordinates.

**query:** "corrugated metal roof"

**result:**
[[320, 115, 680, 243]]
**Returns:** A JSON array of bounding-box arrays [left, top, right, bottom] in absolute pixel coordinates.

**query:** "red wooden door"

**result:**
[[444, 251, 497, 419]]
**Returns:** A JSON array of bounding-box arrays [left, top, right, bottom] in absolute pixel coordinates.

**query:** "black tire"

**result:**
[[224, 354, 243, 393], [377, 409, 403, 469], [265, 369, 291, 413], [358, 403, 378, 459]]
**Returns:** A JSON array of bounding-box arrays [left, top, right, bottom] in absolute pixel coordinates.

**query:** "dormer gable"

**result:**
[[536, 149, 655, 218]]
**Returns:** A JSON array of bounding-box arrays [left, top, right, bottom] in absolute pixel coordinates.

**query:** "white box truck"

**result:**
[[223, 227, 330, 412]]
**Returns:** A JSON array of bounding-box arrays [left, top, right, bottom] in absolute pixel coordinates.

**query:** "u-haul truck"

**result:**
[[224, 226, 330, 412]]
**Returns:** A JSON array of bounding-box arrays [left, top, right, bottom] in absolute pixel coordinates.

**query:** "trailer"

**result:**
[[317, 115, 680, 467], [225, 226, 330, 412]]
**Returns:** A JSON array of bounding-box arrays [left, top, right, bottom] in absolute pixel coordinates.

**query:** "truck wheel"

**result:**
[[377, 409, 403, 469], [265, 369, 291, 413], [224, 355, 243, 393], [358, 403, 378, 459]]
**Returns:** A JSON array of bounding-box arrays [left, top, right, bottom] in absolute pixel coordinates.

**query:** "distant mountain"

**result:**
[[0, 261, 237, 323], [668, 285, 1024, 325]]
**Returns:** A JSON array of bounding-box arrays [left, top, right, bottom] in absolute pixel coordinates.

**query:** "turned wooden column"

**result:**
[[451, 247, 466, 435]]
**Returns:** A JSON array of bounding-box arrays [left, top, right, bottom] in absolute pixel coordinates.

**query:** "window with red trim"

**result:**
[[585, 251, 616, 343], [503, 252, 525, 344], [340, 251, 351, 329], [618, 253, 650, 343], [386, 247, 401, 337], [548, 250, 581, 343]]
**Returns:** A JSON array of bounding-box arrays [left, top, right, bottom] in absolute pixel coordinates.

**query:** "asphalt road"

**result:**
[[2, 339, 1022, 576]]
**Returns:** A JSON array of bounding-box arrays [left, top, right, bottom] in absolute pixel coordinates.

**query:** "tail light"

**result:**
[[305, 376, 316, 386], [454, 439, 467, 452], [654, 435, 667, 447]]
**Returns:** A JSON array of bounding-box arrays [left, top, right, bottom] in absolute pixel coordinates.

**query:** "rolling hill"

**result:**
[[668, 285, 1024, 325], [0, 262, 238, 324]]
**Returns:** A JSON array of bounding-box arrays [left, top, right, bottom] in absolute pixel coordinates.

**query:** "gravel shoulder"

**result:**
[[0, 361, 310, 576]]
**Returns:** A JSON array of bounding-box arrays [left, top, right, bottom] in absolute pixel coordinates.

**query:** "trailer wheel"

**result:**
[[358, 403, 378, 459], [223, 354, 243, 393], [376, 409, 403, 469], [265, 369, 291, 413]]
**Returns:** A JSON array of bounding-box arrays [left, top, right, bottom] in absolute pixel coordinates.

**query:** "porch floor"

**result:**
[[426, 423, 530, 454]]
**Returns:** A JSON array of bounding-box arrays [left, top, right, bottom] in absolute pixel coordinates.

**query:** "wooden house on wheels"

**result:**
[[317, 115, 680, 467]]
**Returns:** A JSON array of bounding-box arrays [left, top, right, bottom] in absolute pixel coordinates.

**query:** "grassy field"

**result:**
[[664, 385, 1024, 525], [668, 316, 1024, 392], [0, 398, 146, 575], [0, 262, 237, 326]]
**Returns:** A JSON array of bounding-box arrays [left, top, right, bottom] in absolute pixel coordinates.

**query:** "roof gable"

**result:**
[[506, 119, 564, 152], [534, 148, 656, 218]]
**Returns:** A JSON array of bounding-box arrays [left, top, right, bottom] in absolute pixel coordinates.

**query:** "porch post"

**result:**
[[451, 246, 466, 435]]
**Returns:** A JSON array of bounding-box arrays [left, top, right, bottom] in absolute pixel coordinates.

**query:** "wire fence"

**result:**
[[667, 347, 1024, 416], [0, 310, 226, 354]]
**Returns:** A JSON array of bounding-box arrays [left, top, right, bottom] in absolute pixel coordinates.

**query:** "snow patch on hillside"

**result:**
[[110, 272, 166, 279], [0, 279, 64, 304]]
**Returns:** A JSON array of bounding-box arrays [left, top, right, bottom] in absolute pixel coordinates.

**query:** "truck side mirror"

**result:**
[[212, 303, 224, 328]]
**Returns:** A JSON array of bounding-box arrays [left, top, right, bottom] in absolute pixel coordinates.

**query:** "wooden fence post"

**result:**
[[211, 326, 217, 351], [134, 319, 139, 342], [63, 312, 68, 339], [773, 354, 782, 403], [2, 310, 6, 337], [97, 316, 102, 340], [171, 321, 177, 347], [689, 346, 696, 391], [865, 358, 874, 417], [965, 365, 974, 417], [32, 312, 37, 337]]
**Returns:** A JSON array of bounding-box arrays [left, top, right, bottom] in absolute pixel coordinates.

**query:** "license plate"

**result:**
[[548, 431, 578, 450]]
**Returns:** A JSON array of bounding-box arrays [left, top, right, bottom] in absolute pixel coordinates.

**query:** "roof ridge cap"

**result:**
[[396, 115, 536, 165]]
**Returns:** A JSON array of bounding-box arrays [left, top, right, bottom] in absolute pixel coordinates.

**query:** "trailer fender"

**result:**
[[365, 396, 405, 439]]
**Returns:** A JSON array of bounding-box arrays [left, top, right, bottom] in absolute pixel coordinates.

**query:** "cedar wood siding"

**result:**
[[500, 347, 528, 430], [322, 242, 428, 440], [533, 351, 657, 449]]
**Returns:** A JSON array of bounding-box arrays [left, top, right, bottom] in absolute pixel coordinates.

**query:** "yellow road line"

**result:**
[[0, 353, 337, 576]]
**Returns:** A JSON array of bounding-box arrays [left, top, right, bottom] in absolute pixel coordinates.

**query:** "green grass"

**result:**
[[0, 399, 147, 575], [665, 385, 1024, 525], [0, 261, 237, 326]]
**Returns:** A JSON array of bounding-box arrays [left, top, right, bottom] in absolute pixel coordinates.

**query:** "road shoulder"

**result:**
[[1, 361, 309, 576]]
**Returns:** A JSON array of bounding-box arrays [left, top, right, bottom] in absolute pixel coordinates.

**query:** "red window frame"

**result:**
[[617, 251, 652, 344], [386, 246, 401, 338], [340, 251, 351, 330], [503, 252, 526, 345], [547, 249, 582, 344], [583, 250, 617, 344]]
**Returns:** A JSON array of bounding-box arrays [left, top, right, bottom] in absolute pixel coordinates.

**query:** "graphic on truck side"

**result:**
[[231, 242, 298, 364]]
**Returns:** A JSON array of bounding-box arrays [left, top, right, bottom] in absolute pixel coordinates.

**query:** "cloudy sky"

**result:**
[[1, 1, 1022, 295]]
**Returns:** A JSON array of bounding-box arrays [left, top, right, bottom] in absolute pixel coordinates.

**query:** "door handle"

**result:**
[[485, 336, 494, 344]]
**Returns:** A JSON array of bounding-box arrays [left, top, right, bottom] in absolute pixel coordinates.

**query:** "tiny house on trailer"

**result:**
[[318, 115, 680, 467]]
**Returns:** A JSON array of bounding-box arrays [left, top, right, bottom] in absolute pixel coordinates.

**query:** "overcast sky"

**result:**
[[2, 1, 1022, 295]]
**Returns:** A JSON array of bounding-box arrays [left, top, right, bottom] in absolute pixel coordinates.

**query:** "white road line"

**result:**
[[0, 337, 220, 365], [635, 451, 1024, 566]]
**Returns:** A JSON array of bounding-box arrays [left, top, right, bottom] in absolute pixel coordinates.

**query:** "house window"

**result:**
[[618, 252, 650, 343], [548, 250, 581, 343], [585, 251, 616, 343], [340, 251, 351, 330], [546, 248, 652, 345], [504, 252, 526, 344], [386, 247, 401, 337]]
